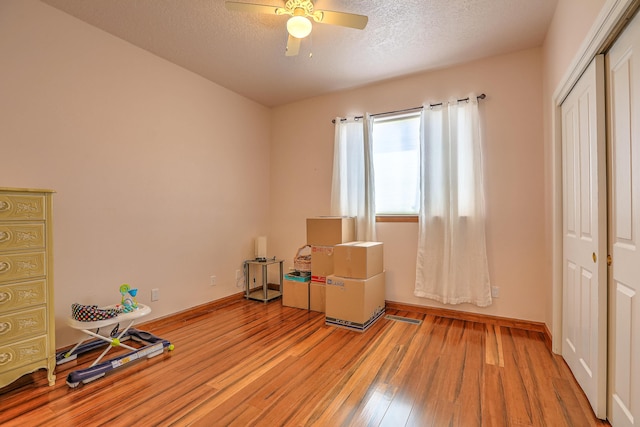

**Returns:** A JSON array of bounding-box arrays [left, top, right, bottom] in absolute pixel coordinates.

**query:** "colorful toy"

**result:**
[[119, 283, 138, 312]]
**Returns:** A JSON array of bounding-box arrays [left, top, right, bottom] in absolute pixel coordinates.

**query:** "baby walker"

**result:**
[[56, 284, 174, 388]]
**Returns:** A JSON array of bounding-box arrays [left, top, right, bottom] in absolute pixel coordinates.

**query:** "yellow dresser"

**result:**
[[0, 188, 55, 387]]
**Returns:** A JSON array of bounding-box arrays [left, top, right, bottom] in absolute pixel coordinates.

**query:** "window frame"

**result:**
[[376, 215, 418, 223]]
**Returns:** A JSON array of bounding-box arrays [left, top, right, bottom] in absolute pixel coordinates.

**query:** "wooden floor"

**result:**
[[1, 298, 609, 426]]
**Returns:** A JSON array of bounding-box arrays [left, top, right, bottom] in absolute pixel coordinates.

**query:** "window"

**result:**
[[371, 112, 421, 215]]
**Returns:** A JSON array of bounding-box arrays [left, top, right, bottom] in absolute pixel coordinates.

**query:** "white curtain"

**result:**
[[414, 97, 491, 306], [330, 114, 377, 241]]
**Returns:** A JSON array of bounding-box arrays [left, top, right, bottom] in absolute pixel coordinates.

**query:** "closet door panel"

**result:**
[[607, 11, 640, 426], [561, 55, 607, 419]]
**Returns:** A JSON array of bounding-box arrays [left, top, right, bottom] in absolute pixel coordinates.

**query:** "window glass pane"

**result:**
[[372, 113, 421, 214]]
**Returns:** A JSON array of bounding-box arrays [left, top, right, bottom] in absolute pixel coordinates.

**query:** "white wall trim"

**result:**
[[551, 0, 639, 354]]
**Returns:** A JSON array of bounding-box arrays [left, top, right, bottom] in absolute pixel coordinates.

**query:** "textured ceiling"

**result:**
[[39, 0, 558, 107]]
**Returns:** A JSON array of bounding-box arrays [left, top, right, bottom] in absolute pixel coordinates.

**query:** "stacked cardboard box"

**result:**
[[326, 241, 385, 332], [306, 217, 355, 312], [282, 271, 311, 309]]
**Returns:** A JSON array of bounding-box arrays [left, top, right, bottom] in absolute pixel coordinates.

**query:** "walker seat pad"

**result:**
[[71, 303, 122, 322]]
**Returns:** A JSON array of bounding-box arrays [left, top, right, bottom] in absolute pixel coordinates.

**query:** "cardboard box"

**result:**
[[325, 272, 385, 332], [282, 272, 310, 310], [311, 245, 334, 284], [333, 241, 384, 279], [306, 217, 355, 246], [310, 281, 326, 313]]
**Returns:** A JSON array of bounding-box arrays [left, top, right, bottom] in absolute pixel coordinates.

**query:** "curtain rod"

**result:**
[[331, 93, 486, 123]]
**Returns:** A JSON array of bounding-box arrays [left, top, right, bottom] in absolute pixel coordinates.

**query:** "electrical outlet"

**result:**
[[491, 286, 500, 298], [210, 275, 217, 286], [151, 288, 159, 301], [235, 270, 241, 280]]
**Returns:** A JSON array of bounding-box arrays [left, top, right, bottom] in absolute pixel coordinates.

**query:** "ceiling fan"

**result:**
[[225, 0, 368, 56]]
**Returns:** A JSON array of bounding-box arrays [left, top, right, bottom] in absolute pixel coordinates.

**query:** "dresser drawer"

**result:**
[[0, 194, 45, 221], [0, 307, 47, 343], [0, 223, 45, 252], [0, 335, 47, 372], [0, 252, 46, 284], [0, 280, 46, 314]]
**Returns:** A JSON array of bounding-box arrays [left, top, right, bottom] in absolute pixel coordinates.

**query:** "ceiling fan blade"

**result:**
[[315, 10, 368, 30], [225, 1, 280, 15], [285, 34, 301, 56]]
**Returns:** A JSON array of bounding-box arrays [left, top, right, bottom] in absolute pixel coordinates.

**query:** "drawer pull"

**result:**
[[0, 291, 11, 304], [0, 262, 9, 273], [0, 321, 12, 335], [0, 201, 9, 212], [0, 352, 13, 365], [0, 231, 9, 243]]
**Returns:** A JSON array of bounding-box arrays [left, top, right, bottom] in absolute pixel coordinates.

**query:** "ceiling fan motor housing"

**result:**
[[285, 0, 314, 16]]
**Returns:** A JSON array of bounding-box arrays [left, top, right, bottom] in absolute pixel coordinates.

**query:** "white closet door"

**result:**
[[607, 11, 640, 426], [561, 55, 607, 419]]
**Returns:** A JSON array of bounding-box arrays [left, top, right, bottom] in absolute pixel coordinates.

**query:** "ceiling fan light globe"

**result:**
[[287, 16, 312, 39]]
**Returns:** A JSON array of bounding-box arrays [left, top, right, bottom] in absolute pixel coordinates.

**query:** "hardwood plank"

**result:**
[[485, 323, 505, 367], [356, 383, 397, 426], [204, 401, 262, 427], [0, 299, 609, 426], [505, 327, 570, 426], [447, 321, 484, 426], [499, 328, 536, 426], [389, 317, 465, 426], [483, 363, 509, 427]]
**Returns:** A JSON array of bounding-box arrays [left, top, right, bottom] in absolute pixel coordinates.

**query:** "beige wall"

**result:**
[[270, 48, 549, 323], [543, 0, 607, 91], [541, 0, 607, 332], [0, 0, 271, 347]]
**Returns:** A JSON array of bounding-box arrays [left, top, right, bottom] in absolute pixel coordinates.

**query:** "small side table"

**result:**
[[244, 258, 284, 303]]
